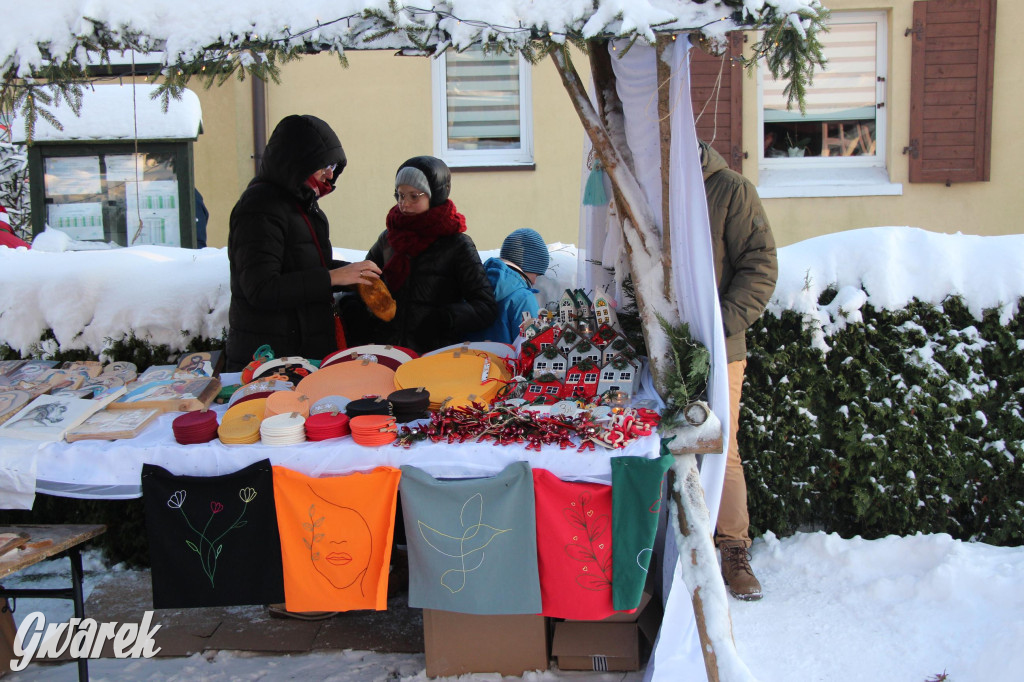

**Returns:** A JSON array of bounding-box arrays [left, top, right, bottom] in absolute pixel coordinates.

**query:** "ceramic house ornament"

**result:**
[[571, 289, 595, 329], [563, 360, 601, 401], [590, 322, 619, 349], [597, 354, 642, 397], [592, 288, 619, 328], [602, 336, 635, 366], [567, 340, 601, 369], [525, 374, 564, 404], [558, 290, 577, 325], [532, 348, 568, 381], [556, 326, 582, 354]]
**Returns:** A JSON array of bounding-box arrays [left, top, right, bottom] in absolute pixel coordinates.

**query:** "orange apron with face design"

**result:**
[[272, 466, 401, 612]]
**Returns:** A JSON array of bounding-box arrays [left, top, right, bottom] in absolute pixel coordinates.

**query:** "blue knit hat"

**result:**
[[500, 228, 549, 276]]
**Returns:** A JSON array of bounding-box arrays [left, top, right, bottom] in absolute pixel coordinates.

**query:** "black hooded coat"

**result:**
[[226, 115, 348, 371]]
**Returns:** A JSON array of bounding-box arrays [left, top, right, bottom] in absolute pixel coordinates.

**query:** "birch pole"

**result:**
[[551, 43, 751, 682]]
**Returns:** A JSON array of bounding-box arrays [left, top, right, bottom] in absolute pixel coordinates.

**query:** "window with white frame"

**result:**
[[759, 11, 889, 187], [432, 47, 533, 167], [546, 386, 560, 395]]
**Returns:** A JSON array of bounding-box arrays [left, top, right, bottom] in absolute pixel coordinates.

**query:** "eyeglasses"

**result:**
[[394, 191, 428, 204], [320, 163, 338, 175]]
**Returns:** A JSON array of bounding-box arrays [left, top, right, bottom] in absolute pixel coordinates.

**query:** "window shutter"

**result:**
[[690, 32, 744, 172], [908, 0, 997, 183]]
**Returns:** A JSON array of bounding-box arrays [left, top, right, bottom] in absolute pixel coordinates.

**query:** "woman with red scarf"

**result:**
[[345, 156, 497, 354]]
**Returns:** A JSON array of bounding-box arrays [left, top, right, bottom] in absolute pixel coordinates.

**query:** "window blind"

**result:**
[[445, 50, 521, 149], [764, 22, 877, 122]]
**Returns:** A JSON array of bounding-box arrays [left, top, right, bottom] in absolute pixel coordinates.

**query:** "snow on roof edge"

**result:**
[[12, 85, 203, 143]]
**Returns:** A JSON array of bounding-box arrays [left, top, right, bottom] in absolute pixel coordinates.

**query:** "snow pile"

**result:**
[[768, 226, 1024, 352], [2, 226, 1022, 359], [10, 84, 202, 143], [0, 241, 229, 356]]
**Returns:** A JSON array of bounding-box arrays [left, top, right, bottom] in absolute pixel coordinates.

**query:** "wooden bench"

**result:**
[[0, 524, 106, 681]]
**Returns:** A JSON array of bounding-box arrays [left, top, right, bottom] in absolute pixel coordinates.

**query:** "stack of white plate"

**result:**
[[259, 412, 307, 446], [310, 395, 350, 415]]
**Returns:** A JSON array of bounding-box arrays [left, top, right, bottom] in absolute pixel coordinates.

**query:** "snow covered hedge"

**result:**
[[744, 295, 1024, 546], [743, 235, 1024, 546]]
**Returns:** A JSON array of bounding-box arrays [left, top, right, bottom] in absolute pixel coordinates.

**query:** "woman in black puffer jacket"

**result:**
[[226, 115, 381, 371], [341, 156, 497, 354]]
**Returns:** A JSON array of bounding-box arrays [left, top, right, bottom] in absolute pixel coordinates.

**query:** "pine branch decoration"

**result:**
[[656, 314, 710, 427]]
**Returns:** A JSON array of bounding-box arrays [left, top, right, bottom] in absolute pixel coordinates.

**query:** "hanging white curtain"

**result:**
[[576, 39, 730, 682]]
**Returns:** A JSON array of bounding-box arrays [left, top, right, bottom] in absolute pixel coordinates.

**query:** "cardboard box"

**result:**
[[422, 610, 549, 678], [551, 592, 662, 672]]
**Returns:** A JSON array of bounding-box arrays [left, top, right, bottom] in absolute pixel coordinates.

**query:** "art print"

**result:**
[[0, 394, 102, 441], [118, 378, 213, 404]]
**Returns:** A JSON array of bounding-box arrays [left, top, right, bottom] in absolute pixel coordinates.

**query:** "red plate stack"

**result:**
[[304, 411, 351, 441], [349, 414, 398, 446], [172, 410, 219, 444]]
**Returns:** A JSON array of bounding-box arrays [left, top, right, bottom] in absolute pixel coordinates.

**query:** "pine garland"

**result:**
[[2, 3, 831, 141], [742, 5, 831, 114]]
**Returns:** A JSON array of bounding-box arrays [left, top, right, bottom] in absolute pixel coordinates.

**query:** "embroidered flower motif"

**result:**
[[171, 487, 257, 588]]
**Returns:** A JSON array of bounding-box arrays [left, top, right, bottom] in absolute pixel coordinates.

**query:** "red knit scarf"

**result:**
[[382, 199, 467, 290]]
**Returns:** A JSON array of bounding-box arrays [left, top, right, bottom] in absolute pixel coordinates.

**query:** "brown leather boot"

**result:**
[[719, 541, 763, 601]]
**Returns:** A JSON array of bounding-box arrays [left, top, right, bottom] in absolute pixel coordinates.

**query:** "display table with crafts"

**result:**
[[0, 336, 720, 678]]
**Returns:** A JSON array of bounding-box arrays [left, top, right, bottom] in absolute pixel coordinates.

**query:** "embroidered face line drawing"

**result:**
[[305, 486, 373, 596], [417, 492, 510, 594]]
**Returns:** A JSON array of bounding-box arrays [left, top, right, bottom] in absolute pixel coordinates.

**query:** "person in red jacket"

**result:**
[[0, 206, 30, 249]]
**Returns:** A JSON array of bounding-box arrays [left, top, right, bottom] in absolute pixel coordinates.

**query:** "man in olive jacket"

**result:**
[[701, 140, 778, 600]]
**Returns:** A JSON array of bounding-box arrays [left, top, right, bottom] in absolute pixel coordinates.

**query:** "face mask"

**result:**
[[305, 174, 334, 198]]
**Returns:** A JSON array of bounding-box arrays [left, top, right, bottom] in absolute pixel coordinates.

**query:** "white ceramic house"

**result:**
[[567, 340, 602, 368], [532, 349, 569, 381], [597, 354, 642, 397], [592, 288, 618, 328], [602, 336, 635, 366], [558, 290, 578, 325]]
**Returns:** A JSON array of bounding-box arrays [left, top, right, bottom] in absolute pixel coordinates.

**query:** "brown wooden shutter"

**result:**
[[908, 0, 997, 183], [690, 32, 744, 172]]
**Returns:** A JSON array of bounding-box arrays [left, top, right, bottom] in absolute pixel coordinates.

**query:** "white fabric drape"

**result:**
[[577, 39, 729, 682]]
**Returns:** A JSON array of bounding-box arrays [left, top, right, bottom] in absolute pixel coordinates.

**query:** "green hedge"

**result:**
[[742, 291, 1024, 546]]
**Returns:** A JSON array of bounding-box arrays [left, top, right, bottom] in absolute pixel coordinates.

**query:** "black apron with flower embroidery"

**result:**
[[142, 459, 285, 608]]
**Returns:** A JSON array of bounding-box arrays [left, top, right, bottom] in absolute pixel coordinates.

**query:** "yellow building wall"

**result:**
[[192, 3, 1021, 252], [191, 78, 255, 247], [742, 0, 1023, 246], [192, 50, 590, 251]]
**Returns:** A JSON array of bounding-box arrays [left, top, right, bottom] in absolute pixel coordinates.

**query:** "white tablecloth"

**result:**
[[0, 402, 661, 499]]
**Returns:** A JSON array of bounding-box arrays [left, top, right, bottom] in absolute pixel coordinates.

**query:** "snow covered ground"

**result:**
[[4, 531, 1022, 681]]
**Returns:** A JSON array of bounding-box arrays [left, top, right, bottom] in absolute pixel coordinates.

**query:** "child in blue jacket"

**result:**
[[467, 228, 549, 344]]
